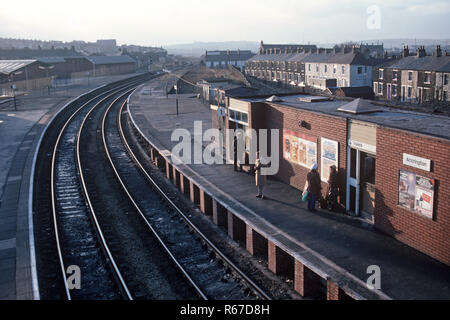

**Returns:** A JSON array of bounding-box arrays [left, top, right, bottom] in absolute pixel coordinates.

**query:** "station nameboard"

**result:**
[[403, 153, 431, 172]]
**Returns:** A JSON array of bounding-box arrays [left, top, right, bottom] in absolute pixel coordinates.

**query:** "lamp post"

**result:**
[[38, 65, 55, 95], [174, 84, 179, 116], [9, 70, 23, 111]]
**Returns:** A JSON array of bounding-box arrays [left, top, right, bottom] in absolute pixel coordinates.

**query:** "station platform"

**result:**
[[127, 78, 450, 300], [0, 73, 143, 300]]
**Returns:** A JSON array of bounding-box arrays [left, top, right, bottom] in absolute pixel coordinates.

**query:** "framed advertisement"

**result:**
[[283, 129, 317, 169], [321, 138, 339, 182], [398, 170, 435, 219]]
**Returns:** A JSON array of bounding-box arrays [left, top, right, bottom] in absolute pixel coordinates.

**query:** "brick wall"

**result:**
[[375, 127, 450, 265], [254, 102, 348, 201]]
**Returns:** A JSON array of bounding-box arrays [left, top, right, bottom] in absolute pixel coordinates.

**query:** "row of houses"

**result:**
[[245, 42, 382, 89], [373, 46, 450, 103], [0, 55, 137, 94], [244, 42, 450, 102]]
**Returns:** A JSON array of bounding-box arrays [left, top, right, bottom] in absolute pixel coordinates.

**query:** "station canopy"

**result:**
[[0, 60, 36, 75]]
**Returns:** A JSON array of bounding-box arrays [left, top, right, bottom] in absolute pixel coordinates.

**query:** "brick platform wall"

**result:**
[[261, 103, 348, 200], [375, 127, 450, 265]]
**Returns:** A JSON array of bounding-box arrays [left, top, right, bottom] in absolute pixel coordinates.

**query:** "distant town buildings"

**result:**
[[246, 44, 380, 90], [245, 41, 450, 104], [0, 55, 137, 95], [204, 50, 254, 71]]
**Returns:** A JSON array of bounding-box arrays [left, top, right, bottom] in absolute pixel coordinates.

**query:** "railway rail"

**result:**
[[33, 75, 272, 300]]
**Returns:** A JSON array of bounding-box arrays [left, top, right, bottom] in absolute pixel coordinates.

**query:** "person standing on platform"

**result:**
[[255, 152, 267, 200], [307, 163, 321, 212], [327, 165, 339, 211]]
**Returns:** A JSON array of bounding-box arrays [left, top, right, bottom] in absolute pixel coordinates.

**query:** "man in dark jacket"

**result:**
[[327, 165, 339, 211], [307, 163, 322, 212]]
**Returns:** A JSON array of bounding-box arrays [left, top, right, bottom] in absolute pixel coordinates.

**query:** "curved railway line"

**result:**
[[33, 74, 274, 300]]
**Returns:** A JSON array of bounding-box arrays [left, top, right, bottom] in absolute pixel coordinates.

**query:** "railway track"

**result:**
[[34, 75, 156, 300], [103, 92, 272, 300], [34, 75, 272, 300]]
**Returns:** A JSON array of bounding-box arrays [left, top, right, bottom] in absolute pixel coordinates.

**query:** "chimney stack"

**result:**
[[416, 46, 426, 58], [434, 45, 442, 57], [402, 45, 409, 58], [318, 48, 325, 54]]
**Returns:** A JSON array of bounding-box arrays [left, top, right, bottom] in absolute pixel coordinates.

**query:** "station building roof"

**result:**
[[0, 60, 36, 75], [242, 94, 450, 141]]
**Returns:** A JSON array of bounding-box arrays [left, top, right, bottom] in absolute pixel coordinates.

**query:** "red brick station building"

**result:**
[[212, 95, 450, 266]]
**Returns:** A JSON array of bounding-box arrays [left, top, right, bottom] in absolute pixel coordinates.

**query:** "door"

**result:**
[[346, 148, 376, 222], [359, 152, 376, 222], [387, 84, 391, 100]]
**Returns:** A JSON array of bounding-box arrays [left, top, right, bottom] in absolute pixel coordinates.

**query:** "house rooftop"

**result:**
[[384, 55, 450, 72], [0, 60, 36, 75], [86, 55, 136, 65]]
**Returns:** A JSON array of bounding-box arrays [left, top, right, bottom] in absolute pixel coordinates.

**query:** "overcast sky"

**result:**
[[1, 0, 449, 46]]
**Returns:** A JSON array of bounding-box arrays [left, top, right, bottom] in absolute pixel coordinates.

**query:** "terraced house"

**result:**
[[373, 45, 450, 103], [245, 44, 380, 90]]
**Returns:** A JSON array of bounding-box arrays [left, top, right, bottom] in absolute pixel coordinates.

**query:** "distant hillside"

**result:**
[[164, 41, 260, 57]]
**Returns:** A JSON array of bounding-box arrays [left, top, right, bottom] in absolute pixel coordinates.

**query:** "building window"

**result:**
[[444, 74, 449, 85], [408, 71, 413, 81], [333, 65, 337, 74], [308, 64, 311, 71], [324, 65, 328, 73], [424, 72, 431, 84], [379, 69, 384, 79], [357, 67, 362, 74], [407, 86, 412, 98], [393, 70, 398, 80], [342, 66, 345, 74], [378, 82, 383, 94], [392, 84, 397, 96], [316, 64, 319, 72]]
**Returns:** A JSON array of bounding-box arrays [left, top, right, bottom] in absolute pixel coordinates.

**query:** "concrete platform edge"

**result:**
[[126, 95, 392, 301]]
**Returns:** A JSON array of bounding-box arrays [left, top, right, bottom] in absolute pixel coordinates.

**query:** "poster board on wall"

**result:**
[[321, 138, 339, 183], [398, 170, 435, 220], [283, 129, 317, 169]]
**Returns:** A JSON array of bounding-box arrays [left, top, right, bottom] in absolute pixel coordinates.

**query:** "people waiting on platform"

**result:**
[[306, 163, 322, 212]]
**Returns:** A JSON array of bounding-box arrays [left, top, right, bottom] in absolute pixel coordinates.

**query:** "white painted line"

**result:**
[[0, 238, 16, 251], [7, 175, 22, 182]]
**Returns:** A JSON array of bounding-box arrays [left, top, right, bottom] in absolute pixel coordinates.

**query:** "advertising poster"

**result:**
[[398, 170, 435, 219], [283, 130, 317, 169], [321, 138, 338, 182]]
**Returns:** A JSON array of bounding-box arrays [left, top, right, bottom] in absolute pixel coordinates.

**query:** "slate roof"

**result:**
[[205, 50, 255, 62], [384, 55, 450, 72], [0, 60, 36, 75], [336, 86, 375, 99], [248, 51, 377, 66], [260, 43, 317, 53], [86, 55, 136, 65]]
